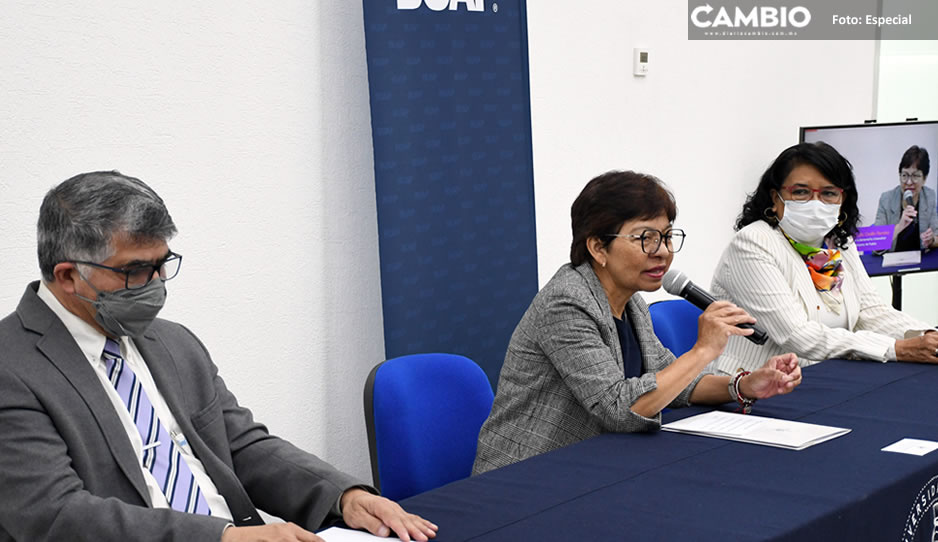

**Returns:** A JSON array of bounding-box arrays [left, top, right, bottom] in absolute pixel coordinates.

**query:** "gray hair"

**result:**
[[38, 171, 178, 281]]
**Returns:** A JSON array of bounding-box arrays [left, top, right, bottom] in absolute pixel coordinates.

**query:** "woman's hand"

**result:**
[[895, 332, 938, 363], [739, 353, 802, 399], [692, 301, 757, 361], [898, 205, 918, 231], [921, 227, 934, 248]]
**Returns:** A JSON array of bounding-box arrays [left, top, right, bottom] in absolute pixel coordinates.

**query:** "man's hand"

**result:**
[[740, 353, 802, 399], [341, 489, 438, 542], [221, 523, 322, 542]]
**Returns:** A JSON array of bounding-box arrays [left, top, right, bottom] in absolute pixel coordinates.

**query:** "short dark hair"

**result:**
[[899, 145, 930, 178], [570, 170, 677, 266], [38, 171, 177, 281], [735, 142, 859, 249]]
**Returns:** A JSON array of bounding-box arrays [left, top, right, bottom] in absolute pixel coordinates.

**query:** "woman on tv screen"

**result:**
[[874, 145, 938, 251]]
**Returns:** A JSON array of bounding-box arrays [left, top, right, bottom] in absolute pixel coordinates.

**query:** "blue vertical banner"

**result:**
[[362, 0, 537, 387]]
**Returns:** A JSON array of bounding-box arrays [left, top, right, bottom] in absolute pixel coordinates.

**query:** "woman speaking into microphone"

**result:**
[[873, 145, 938, 251], [472, 170, 801, 475]]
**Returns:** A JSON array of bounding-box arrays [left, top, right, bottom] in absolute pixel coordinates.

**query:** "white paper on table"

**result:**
[[662, 410, 850, 450], [882, 250, 921, 267], [318, 527, 387, 541], [882, 438, 938, 456]]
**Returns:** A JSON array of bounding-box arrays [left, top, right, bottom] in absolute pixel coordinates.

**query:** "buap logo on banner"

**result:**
[[397, 0, 487, 12], [688, 0, 937, 40]]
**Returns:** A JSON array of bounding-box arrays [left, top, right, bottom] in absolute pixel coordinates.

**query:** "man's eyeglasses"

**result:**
[[606, 229, 685, 254], [901, 172, 925, 183], [71, 252, 182, 290], [779, 184, 844, 204]]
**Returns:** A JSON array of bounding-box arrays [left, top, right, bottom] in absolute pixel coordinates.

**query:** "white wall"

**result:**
[[0, 2, 383, 483], [871, 38, 938, 324], [526, 2, 878, 306]]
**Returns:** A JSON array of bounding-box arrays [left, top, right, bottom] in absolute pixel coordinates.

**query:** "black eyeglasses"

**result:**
[[606, 229, 686, 254], [71, 252, 182, 290]]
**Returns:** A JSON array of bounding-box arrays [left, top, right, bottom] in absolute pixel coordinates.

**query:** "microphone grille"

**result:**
[[904, 189, 914, 200], [662, 268, 689, 296]]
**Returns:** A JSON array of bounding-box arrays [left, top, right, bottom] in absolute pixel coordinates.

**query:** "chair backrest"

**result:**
[[363, 353, 494, 501], [648, 299, 702, 357]]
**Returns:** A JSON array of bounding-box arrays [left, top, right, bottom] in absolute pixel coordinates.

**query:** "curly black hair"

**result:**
[[735, 142, 860, 249]]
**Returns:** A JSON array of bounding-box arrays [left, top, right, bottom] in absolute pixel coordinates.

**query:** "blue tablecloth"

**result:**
[[400, 360, 938, 541]]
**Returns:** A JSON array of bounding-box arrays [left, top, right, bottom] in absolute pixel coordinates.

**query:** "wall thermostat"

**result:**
[[633, 48, 649, 76]]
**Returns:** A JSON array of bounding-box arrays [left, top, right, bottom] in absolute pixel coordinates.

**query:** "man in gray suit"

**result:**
[[0, 171, 437, 542]]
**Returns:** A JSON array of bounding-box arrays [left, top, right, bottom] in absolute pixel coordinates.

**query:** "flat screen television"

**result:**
[[800, 120, 938, 277]]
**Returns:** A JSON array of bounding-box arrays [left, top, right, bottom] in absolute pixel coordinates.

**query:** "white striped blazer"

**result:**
[[709, 220, 931, 375]]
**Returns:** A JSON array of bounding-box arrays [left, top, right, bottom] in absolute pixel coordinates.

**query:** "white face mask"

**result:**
[[778, 199, 841, 247]]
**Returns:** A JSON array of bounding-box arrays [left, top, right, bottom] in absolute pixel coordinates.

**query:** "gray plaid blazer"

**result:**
[[473, 262, 709, 475]]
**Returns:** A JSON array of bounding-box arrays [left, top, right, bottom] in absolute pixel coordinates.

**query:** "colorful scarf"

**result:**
[[784, 234, 844, 294]]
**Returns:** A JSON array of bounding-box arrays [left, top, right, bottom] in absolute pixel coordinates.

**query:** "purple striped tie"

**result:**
[[103, 338, 211, 515]]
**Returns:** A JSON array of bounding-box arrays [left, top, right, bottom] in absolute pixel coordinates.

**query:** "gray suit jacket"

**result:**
[[874, 185, 938, 247], [472, 263, 710, 475], [0, 282, 363, 542]]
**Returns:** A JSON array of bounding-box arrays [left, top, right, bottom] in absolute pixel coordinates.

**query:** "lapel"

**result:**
[[18, 282, 151, 506], [135, 324, 263, 526], [574, 262, 624, 370], [624, 297, 654, 369], [133, 330, 190, 426], [773, 226, 858, 327], [838, 245, 861, 329]]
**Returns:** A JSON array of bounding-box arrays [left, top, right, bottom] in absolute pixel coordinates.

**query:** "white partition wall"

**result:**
[[526, 3, 877, 303]]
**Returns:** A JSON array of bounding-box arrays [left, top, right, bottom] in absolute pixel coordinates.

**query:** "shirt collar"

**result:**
[[37, 281, 108, 366]]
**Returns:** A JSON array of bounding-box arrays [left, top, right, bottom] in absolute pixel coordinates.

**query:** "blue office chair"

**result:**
[[363, 353, 494, 501], [648, 299, 702, 357]]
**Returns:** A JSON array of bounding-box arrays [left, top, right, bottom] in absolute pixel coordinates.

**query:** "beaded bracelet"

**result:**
[[732, 370, 755, 414]]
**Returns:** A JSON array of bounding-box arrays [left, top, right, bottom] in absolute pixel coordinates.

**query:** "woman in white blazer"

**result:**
[[711, 142, 938, 375]]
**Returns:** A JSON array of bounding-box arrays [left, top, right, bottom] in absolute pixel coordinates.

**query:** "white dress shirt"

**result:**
[[37, 282, 233, 520]]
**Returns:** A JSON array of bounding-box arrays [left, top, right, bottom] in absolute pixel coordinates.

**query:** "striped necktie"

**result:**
[[102, 338, 211, 515]]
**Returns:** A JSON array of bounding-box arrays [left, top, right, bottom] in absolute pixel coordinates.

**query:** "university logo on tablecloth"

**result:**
[[903, 474, 938, 542]]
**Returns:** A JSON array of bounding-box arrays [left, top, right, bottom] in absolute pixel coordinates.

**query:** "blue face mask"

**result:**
[[75, 276, 167, 338]]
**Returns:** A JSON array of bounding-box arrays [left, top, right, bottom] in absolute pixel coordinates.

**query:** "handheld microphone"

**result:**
[[904, 189, 914, 207], [662, 269, 768, 345]]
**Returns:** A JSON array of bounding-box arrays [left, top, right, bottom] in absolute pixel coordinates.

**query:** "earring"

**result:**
[[763, 206, 778, 224], [602, 260, 607, 268], [837, 212, 847, 227]]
